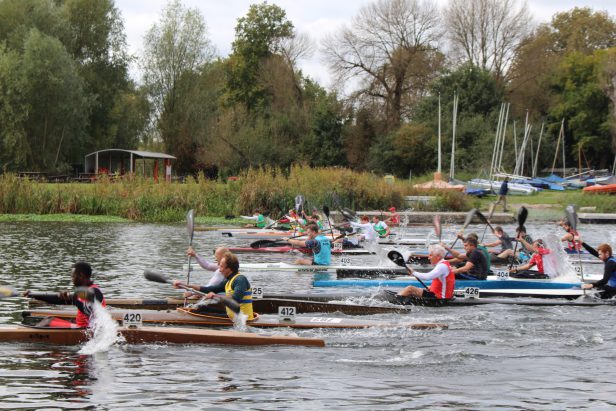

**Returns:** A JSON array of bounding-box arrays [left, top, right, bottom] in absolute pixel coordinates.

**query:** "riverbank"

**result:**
[[0, 167, 467, 223], [1, 169, 612, 223]]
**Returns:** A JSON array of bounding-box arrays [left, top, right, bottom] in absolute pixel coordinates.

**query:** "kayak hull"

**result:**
[[22, 309, 446, 330], [0, 324, 325, 347], [313, 278, 582, 289]]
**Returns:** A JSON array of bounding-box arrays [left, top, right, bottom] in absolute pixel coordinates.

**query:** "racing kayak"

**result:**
[[184, 262, 407, 276], [312, 276, 583, 290], [377, 290, 616, 307], [228, 246, 374, 255], [28, 296, 414, 315], [0, 324, 325, 347], [22, 309, 447, 330]]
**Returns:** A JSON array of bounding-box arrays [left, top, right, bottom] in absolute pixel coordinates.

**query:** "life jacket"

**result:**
[[255, 214, 266, 228], [75, 284, 106, 328], [313, 234, 332, 265], [607, 257, 616, 288], [373, 221, 388, 236], [566, 228, 581, 251], [224, 273, 254, 320], [428, 260, 455, 299]]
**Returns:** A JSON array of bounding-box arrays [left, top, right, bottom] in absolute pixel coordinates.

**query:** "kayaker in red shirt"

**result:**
[[24, 262, 106, 328], [509, 238, 551, 279], [397, 244, 455, 299]]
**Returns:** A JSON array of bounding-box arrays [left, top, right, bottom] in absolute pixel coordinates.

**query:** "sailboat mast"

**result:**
[[437, 93, 442, 174]]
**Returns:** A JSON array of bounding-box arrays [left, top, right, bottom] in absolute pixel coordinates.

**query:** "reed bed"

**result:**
[[0, 166, 469, 222]]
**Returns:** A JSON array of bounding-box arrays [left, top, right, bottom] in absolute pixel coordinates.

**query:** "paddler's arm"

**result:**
[[440, 243, 464, 259], [452, 261, 474, 274], [581, 242, 599, 258], [23, 291, 73, 305], [414, 264, 449, 281], [187, 247, 218, 271], [482, 240, 500, 248], [585, 258, 616, 289], [285, 238, 307, 247], [241, 215, 258, 221]]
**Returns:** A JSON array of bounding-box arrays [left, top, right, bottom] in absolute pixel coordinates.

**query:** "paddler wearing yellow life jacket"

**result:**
[[172, 252, 253, 320]]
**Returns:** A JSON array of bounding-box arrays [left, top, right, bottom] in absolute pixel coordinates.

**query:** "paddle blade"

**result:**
[[565, 204, 578, 231], [186, 209, 194, 241], [294, 195, 302, 212], [517, 206, 528, 228], [0, 286, 18, 298], [219, 295, 241, 314], [387, 250, 406, 267], [463, 208, 477, 228], [475, 209, 488, 224], [144, 270, 171, 284], [250, 239, 285, 249], [323, 205, 330, 218], [332, 192, 341, 209], [433, 215, 442, 241]]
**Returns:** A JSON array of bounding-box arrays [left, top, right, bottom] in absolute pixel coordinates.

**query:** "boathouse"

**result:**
[[84, 149, 176, 182]]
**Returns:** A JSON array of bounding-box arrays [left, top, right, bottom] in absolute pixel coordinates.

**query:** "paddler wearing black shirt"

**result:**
[[581, 242, 616, 299], [24, 262, 105, 328], [451, 237, 488, 280], [172, 252, 253, 320]]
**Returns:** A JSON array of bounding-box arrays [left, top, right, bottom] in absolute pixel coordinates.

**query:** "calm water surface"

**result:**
[[0, 221, 615, 410]]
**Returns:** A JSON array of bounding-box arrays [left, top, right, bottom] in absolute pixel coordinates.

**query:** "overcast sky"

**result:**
[[115, 0, 616, 88]]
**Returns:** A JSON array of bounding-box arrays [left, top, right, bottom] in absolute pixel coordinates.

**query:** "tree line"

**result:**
[[0, 0, 615, 177]]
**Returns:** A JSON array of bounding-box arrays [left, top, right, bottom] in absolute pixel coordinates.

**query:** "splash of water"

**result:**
[[78, 301, 121, 355], [232, 311, 248, 332], [542, 234, 578, 281]]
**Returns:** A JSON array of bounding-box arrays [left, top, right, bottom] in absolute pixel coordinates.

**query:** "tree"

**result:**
[[445, 0, 532, 82], [323, 0, 444, 132], [142, 0, 215, 168], [225, 2, 294, 110], [548, 51, 614, 168], [550, 8, 616, 54], [17, 29, 89, 171]]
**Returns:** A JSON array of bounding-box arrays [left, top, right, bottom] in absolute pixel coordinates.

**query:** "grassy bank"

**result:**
[[0, 166, 468, 223]]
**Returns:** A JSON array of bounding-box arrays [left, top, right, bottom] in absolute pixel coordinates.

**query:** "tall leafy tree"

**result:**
[[142, 0, 215, 170], [225, 2, 294, 110]]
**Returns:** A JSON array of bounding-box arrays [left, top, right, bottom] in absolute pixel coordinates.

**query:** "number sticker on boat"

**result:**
[[495, 270, 509, 280], [333, 242, 343, 252], [252, 287, 263, 299], [463, 287, 480, 299], [574, 265, 582, 274], [341, 257, 351, 266], [309, 317, 342, 323], [123, 311, 142, 328], [278, 306, 296, 322]]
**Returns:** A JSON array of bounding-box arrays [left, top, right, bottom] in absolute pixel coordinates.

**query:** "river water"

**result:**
[[0, 221, 615, 410]]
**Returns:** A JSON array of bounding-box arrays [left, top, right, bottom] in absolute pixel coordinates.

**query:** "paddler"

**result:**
[[285, 223, 332, 265], [483, 226, 514, 259], [24, 262, 106, 328], [242, 209, 266, 228], [581, 242, 616, 299], [172, 252, 253, 320], [558, 219, 581, 252], [443, 237, 488, 280], [508, 238, 551, 279], [396, 245, 455, 300], [385, 207, 400, 227], [350, 215, 379, 243], [372, 215, 391, 238], [187, 246, 229, 286]]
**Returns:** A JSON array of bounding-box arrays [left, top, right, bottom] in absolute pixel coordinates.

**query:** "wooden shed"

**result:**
[[84, 149, 176, 182]]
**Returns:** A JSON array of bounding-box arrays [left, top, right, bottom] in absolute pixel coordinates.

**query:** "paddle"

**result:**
[[184, 209, 195, 306], [481, 203, 499, 242], [449, 208, 477, 249], [508, 206, 529, 270], [0, 286, 18, 299], [144, 270, 240, 313], [387, 250, 430, 291], [476, 209, 495, 242], [433, 215, 442, 243], [323, 205, 335, 241], [565, 204, 584, 287]]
